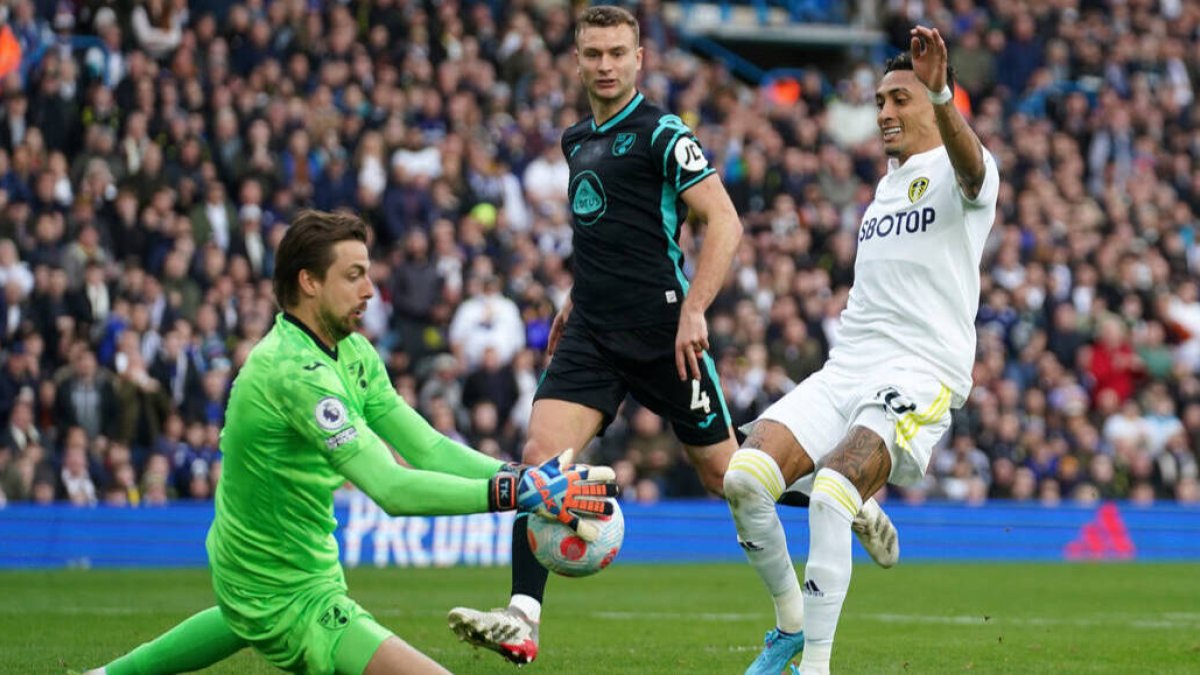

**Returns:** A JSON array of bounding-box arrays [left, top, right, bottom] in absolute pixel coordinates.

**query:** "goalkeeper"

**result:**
[[86, 210, 617, 675]]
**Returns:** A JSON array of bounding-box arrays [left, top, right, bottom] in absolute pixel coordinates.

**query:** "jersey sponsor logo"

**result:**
[[325, 426, 358, 450], [315, 396, 349, 431], [665, 290, 677, 304], [569, 170, 607, 226], [303, 362, 324, 371], [858, 207, 936, 242], [611, 132, 636, 156], [674, 136, 708, 171], [908, 176, 930, 203], [697, 412, 718, 429]]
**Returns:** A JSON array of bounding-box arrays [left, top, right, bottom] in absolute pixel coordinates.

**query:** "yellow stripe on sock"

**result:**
[[813, 484, 858, 516], [728, 453, 784, 499], [738, 453, 786, 497], [728, 458, 777, 498], [825, 478, 862, 516], [813, 476, 859, 516]]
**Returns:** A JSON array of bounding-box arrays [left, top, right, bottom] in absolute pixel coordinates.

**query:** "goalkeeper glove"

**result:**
[[486, 451, 619, 540], [516, 448, 618, 541], [487, 462, 524, 514]]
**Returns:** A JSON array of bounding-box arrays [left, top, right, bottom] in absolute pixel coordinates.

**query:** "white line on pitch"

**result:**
[[590, 610, 1200, 630]]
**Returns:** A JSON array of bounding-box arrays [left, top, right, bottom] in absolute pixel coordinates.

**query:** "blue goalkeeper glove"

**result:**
[[517, 448, 618, 541]]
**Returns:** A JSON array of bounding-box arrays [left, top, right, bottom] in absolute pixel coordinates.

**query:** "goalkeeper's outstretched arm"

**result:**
[[338, 427, 516, 516], [369, 401, 506, 480], [339, 427, 619, 539]]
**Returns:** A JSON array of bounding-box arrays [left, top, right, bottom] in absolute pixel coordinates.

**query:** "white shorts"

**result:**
[[748, 362, 955, 488]]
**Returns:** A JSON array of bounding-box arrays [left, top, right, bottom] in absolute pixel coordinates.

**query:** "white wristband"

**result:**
[[927, 85, 953, 105]]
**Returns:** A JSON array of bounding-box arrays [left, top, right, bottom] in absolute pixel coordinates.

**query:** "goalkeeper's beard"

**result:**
[[317, 304, 360, 343]]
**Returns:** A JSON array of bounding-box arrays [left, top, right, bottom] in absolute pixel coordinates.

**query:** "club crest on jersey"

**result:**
[[612, 132, 636, 156], [570, 170, 607, 226], [908, 177, 930, 203], [314, 396, 349, 431]]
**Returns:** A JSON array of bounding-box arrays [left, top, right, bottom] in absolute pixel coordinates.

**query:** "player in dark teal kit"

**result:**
[[545, 91, 736, 444], [85, 211, 616, 675], [447, 5, 746, 664]]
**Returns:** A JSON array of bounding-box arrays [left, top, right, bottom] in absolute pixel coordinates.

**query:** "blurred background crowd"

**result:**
[[0, 0, 1197, 509]]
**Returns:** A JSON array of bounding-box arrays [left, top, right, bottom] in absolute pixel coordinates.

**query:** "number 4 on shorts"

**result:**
[[690, 379, 711, 414]]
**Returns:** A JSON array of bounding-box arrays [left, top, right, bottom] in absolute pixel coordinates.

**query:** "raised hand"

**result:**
[[909, 25, 949, 93]]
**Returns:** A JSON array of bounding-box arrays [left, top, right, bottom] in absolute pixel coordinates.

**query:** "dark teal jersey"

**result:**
[[562, 92, 716, 329]]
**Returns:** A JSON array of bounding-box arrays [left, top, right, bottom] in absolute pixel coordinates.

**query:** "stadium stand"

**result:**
[[0, 0, 1197, 513]]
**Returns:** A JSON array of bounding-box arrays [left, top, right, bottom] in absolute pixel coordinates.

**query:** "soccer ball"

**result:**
[[527, 500, 624, 577]]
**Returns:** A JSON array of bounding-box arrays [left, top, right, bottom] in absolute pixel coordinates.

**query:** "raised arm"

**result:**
[[910, 26, 987, 200]]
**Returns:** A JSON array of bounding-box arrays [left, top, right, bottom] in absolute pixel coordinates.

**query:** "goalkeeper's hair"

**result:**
[[273, 209, 369, 310], [576, 5, 639, 46]]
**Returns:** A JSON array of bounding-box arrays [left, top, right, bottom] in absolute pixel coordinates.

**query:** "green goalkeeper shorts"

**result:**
[[212, 574, 393, 674]]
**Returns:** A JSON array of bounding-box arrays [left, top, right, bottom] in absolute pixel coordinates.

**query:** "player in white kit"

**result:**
[[726, 26, 1000, 674]]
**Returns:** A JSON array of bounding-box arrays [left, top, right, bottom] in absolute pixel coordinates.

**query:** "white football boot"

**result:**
[[448, 606, 540, 665], [852, 497, 899, 568]]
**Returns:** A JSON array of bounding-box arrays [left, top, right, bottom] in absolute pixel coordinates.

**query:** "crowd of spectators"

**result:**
[[0, 0, 1197, 509]]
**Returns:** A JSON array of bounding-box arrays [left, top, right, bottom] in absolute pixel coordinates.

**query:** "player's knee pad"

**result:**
[[724, 448, 785, 506]]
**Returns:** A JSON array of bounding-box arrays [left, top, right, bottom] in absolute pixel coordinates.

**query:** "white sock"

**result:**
[[509, 594, 541, 623], [801, 468, 862, 674], [725, 448, 804, 633]]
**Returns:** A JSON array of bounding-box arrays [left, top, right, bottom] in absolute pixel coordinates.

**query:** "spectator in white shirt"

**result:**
[[523, 138, 569, 217], [0, 239, 33, 299], [449, 273, 525, 370]]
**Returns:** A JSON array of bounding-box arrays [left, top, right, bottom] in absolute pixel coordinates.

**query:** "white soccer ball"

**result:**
[[527, 500, 624, 578]]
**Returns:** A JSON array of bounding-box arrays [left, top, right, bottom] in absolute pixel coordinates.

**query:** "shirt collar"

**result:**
[[281, 312, 338, 360]]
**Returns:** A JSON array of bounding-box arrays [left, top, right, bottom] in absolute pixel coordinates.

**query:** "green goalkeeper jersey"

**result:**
[[206, 313, 500, 591]]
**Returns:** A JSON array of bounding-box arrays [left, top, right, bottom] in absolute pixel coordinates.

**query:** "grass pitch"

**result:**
[[3, 562, 1198, 673]]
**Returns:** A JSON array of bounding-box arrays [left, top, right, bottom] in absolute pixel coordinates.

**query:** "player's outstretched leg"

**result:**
[[726, 448, 807, 674], [87, 606, 246, 675], [447, 400, 604, 664], [781, 481, 899, 569], [447, 514, 543, 665], [801, 424, 894, 675], [852, 497, 899, 568], [800, 468, 862, 675], [447, 604, 539, 665]]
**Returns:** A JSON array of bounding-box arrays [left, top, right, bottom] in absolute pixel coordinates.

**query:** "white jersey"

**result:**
[[828, 144, 1000, 405]]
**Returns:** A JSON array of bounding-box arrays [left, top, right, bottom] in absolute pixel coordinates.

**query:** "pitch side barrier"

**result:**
[[1, 495, 1197, 569]]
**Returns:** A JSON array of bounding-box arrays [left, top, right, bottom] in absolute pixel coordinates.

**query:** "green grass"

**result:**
[[3, 563, 1199, 673]]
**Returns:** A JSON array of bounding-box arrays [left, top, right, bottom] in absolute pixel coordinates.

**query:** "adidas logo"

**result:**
[[802, 579, 824, 597], [1064, 502, 1135, 560], [739, 540, 764, 552]]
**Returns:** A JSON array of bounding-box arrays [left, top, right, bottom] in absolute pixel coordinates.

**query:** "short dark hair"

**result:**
[[576, 5, 639, 45], [883, 52, 956, 95], [273, 209, 369, 310]]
